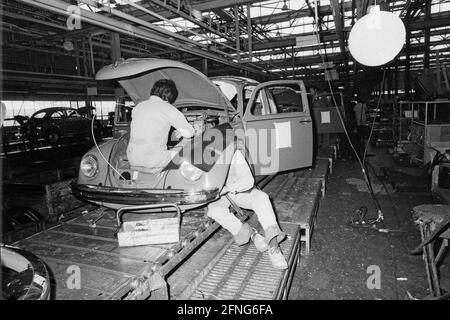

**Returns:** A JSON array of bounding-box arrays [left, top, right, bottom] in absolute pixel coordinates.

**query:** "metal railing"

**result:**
[[398, 100, 450, 141]]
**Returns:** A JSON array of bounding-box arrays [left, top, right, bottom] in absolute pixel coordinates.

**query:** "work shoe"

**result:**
[[251, 229, 268, 252], [268, 246, 288, 270]]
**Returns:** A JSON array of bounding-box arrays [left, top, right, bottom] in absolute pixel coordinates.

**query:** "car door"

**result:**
[[66, 109, 89, 136], [242, 80, 313, 176], [49, 110, 65, 135]]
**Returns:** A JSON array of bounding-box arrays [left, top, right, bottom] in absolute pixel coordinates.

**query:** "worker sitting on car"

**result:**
[[127, 79, 287, 269], [126, 79, 195, 173], [207, 151, 288, 270]]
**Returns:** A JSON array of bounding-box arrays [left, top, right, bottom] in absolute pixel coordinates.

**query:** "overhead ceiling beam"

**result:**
[[15, 0, 269, 77], [192, 0, 263, 12], [409, 13, 450, 30], [246, 26, 450, 58], [122, 0, 263, 21], [146, 0, 234, 42], [212, 8, 234, 22], [1, 9, 67, 31], [251, 1, 353, 25], [250, 11, 450, 51]]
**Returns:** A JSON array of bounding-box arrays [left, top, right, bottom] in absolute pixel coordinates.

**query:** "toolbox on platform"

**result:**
[[117, 215, 180, 247]]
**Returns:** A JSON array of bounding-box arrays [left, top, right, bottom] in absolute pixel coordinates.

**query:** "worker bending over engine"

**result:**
[[127, 79, 195, 173]]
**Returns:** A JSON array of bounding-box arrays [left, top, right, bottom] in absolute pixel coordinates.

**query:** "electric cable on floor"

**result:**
[[311, 25, 386, 226]]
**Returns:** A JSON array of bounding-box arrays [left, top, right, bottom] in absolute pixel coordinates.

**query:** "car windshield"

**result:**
[[67, 110, 81, 117], [115, 97, 229, 124]]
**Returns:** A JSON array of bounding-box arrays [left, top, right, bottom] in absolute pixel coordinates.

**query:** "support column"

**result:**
[[404, 27, 411, 99], [111, 32, 121, 63], [88, 34, 95, 76], [246, 4, 252, 60], [330, 0, 349, 91], [292, 45, 296, 78], [202, 58, 208, 76], [234, 4, 240, 62], [110, 32, 123, 98], [81, 40, 89, 77], [394, 65, 399, 95], [424, 0, 432, 69], [74, 40, 81, 77]]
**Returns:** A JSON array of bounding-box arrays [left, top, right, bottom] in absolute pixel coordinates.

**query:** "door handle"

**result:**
[[299, 119, 312, 124]]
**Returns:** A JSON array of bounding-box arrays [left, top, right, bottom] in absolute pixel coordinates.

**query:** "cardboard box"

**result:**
[[117, 217, 179, 247]]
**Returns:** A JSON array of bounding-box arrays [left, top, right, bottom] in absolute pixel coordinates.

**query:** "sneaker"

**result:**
[[268, 246, 288, 269], [251, 229, 268, 252]]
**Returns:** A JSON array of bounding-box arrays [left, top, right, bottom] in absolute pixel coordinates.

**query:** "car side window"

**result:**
[[266, 90, 278, 114], [51, 111, 63, 119], [249, 84, 305, 116], [243, 85, 256, 114], [250, 90, 266, 116], [33, 112, 46, 119], [117, 105, 133, 123], [271, 85, 304, 114], [115, 98, 134, 123], [67, 110, 80, 117], [213, 80, 238, 108]]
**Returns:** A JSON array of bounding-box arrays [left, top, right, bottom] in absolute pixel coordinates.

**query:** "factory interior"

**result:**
[[1, 0, 450, 302]]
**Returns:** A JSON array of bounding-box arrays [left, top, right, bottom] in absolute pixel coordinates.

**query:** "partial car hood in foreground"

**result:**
[[96, 58, 234, 110]]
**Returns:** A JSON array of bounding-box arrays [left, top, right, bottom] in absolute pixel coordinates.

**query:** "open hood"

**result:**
[[96, 58, 234, 110]]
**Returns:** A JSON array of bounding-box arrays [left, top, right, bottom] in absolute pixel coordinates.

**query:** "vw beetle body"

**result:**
[[72, 59, 313, 212]]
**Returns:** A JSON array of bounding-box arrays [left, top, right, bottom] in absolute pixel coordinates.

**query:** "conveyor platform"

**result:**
[[12, 158, 331, 300]]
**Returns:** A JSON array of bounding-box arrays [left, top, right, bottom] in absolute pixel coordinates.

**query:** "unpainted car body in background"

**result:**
[[14, 107, 95, 145]]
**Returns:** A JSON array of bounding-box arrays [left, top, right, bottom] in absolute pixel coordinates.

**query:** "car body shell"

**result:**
[[72, 58, 313, 212], [1, 245, 51, 300], [19, 107, 92, 144]]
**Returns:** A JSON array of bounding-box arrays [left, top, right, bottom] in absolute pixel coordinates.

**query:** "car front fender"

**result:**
[[76, 138, 119, 186]]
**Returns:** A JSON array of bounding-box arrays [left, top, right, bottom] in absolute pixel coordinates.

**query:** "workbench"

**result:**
[[413, 204, 450, 299]]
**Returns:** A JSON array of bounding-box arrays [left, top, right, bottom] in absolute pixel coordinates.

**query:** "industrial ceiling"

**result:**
[[1, 0, 450, 100]]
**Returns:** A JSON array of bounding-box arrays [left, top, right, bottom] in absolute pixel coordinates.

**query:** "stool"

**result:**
[[412, 204, 450, 298]]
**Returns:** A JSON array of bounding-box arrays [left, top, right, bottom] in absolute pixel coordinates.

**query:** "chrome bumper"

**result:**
[[70, 182, 220, 206]]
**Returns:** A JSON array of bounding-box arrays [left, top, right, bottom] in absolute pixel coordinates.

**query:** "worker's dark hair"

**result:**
[[151, 79, 178, 104]]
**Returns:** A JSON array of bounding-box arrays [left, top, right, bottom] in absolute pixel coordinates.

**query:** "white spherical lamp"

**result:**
[[348, 6, 406, 67]]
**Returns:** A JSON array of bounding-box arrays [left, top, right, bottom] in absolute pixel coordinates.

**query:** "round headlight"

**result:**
[[80, 155, 98, 178], [180, 161, 203, 182]]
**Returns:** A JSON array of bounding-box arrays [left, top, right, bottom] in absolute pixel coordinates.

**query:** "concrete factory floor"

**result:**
[[288, 148, 449, 300]]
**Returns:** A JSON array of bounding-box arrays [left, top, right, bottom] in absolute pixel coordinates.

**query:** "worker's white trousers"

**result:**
[[207, 188, 285, 246]]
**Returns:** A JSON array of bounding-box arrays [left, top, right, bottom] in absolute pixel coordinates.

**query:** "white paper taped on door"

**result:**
[[274, 122, 292, 149], [321, 111, 331, 124]]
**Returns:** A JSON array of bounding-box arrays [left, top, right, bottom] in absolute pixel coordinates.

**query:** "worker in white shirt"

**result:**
[[126, 79, 195, 173]]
